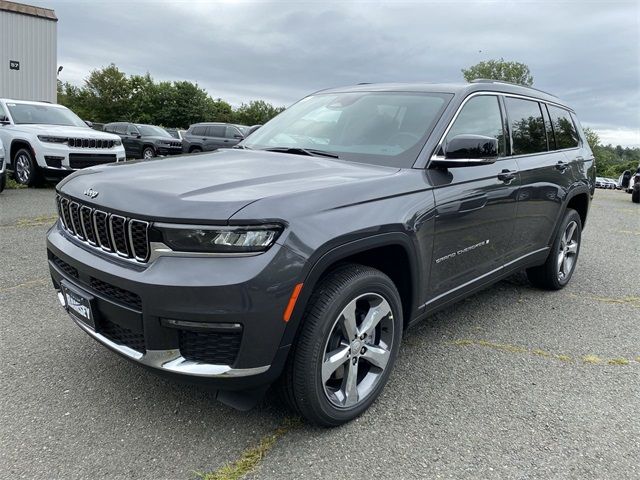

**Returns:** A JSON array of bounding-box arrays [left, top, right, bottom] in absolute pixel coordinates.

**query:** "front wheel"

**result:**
[[13, 147, 40, 186], [142, 146, 155, 159], [527, 208, 582, 290], [280, 264, 403, 426], [632, 188, 640, 203], [0, 172, 6, 192]]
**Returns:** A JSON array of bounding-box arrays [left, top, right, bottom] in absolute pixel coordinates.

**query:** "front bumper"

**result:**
[[156, 146, 183, 156], [47, 221, 305, 389], [33, 142, 126, 171]]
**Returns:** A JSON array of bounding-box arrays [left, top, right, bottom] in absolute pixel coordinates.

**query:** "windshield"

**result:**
[[136, 125, 172, 137], [242, 91, 451, 167], [7, 102, 88, 127]]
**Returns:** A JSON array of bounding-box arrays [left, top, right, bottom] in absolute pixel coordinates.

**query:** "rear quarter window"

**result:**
[[548, 105, 580, 149]]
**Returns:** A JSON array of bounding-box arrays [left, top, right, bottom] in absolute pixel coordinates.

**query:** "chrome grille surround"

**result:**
[[67, 138, 116, 149], [56, 194, 150, 263]]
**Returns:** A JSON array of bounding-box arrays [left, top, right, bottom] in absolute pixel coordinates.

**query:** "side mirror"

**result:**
[[233, 134, 244, 139], [85, 120, 93, 128], [431, 134, 498, 168]]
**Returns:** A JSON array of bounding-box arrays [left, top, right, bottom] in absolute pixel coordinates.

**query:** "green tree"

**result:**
[[462, 58, 534, 86], [233, 100, 285, 125]]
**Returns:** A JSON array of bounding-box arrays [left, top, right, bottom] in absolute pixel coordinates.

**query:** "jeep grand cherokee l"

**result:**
[[0, 99, 125, 186], [47, 81, 595, 426], [103, 122, 183, 159]]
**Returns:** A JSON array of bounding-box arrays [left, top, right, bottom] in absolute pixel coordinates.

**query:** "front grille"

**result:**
[[90, 277, 142, 310], [57, 194, 150, 262], [100, 318, 146, 353], [179, 330, 242, 365], [169, 141, 181, 148], [51, 255, 79, 279], [68, 138, 116, 149], [68, 153, 116, 169]]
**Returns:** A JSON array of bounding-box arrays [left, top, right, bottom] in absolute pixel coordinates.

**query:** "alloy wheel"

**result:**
[[143, 148, 154, 159], [322, 292, 394, 408], [557, 220, 579, 280], [15, 153, 31, 183]]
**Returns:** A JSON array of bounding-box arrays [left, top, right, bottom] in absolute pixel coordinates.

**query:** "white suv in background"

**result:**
[[0, 99, 126, 186], [0, 137, 6, 192]]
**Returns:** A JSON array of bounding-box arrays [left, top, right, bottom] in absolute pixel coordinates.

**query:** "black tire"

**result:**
[[526, 208, 582, 290], [279, 264, 403, 426], [142, 146, 155, 160], [190, 146, 202, 154], [632, 188, 640, 204], [0, 172, 6, 193], [13, 147, 40, 187]]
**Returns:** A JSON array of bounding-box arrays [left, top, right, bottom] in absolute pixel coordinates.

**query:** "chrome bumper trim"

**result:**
[[58, 292, 269, 378]]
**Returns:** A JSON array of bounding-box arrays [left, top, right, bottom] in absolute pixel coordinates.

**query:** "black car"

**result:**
[[182, 122, 248, 153], [104, 122, 182, 159], [48, 80, 595, 426]]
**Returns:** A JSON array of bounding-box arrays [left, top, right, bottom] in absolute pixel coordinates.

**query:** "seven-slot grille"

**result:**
[[56, 194, 150, 262], [68, 138, 116, 149]]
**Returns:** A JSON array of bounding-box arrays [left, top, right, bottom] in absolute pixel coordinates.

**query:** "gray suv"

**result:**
[[47, 81, 595, 426], [182, 122, 248, 153]]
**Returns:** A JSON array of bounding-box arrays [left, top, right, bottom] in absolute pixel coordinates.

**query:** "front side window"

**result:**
[[191, 126, 206, 136], [505, 98, 547, 155], [6, 102, 87, 127], [548, 105, 579, 149], [243, 92, 451, 167], [115, 124, 127, 134], [126, 124, 139, 135], [444, 95, 506, 156], [226, 126, 242, 138]]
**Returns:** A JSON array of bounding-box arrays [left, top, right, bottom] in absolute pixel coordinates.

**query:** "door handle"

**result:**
[[555, 161, 568, 172], [497, 169, 517, 182]]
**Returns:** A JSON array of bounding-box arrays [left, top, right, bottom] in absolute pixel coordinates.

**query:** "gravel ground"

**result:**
[[0, 186, 638, 479]]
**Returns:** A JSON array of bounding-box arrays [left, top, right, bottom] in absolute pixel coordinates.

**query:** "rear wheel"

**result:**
[[280, 264, 402, 426], [13, 147, 40, 186], [527, 208, 582, 290], [190, 146, 202, 154], [632, 188, 640, 203]]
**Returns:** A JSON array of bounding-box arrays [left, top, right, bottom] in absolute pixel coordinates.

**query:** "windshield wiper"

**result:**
[[263, 147, 339, 159]]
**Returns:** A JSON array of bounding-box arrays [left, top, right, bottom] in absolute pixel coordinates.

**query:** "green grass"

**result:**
[[5, 177, 26, 189], [195, 418, 301, 480]]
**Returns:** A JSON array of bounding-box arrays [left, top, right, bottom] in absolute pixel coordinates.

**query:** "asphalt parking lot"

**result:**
[[1, 186, 638, 480]]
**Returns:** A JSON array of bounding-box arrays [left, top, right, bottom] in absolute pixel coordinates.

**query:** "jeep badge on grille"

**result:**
[[83, 188, 99, 199]]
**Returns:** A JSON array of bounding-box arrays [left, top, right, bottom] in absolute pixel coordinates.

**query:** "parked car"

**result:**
[[182, 123, 248, 153], [595, 177, 608, 189], [0, 99, 125, 186], [165, 128, 186, 140], [631, 168, 640, 203], [0, 137, 6, 192], [603, 178, 617, 189], [103, 122, 182, 159], [48, 80, 594, 426], [618, 170, 632, 191]]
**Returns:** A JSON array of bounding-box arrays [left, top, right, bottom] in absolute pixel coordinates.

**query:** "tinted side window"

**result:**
[[505, 98, 547, 155], [225, 126, 242, 138], [127, 124, 139, 135], [445, 95, 506, 156], [115, 124, 127, 134], [548, 105, 579, 149], [191, 126, 206, 136], [205, 125, 225, 137]]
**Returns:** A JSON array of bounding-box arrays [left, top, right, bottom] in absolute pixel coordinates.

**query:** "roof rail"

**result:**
[[469, 78, 557, 98]]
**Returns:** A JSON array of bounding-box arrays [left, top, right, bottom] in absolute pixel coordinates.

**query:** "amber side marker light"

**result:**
[[283, 283, 304, 322]]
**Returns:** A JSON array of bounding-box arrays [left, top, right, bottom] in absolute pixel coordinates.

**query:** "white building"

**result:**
[[0, 0, 57, 103]]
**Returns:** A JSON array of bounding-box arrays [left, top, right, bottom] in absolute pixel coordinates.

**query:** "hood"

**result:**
[[12, 124, 120, 140], [146, 135, 181, 143], [57, 149, 400, 222]]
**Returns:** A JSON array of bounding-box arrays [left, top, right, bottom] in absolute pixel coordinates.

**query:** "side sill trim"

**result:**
[[421, 247, 549, 309]]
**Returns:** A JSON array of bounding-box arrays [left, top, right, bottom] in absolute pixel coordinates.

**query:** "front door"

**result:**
[[428, 94, 520, 299]]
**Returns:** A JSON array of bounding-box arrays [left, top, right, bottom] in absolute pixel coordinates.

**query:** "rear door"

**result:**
[[203, 125, 227, 151], [124, 124, 142, 158], [507, 98, 575, 259], [428, 94, 520, 299]]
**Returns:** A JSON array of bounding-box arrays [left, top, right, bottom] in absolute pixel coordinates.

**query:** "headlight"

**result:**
[[114, 139, 122, 146], [157, 225, 283, 253], [38, 135, 67, 143]]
